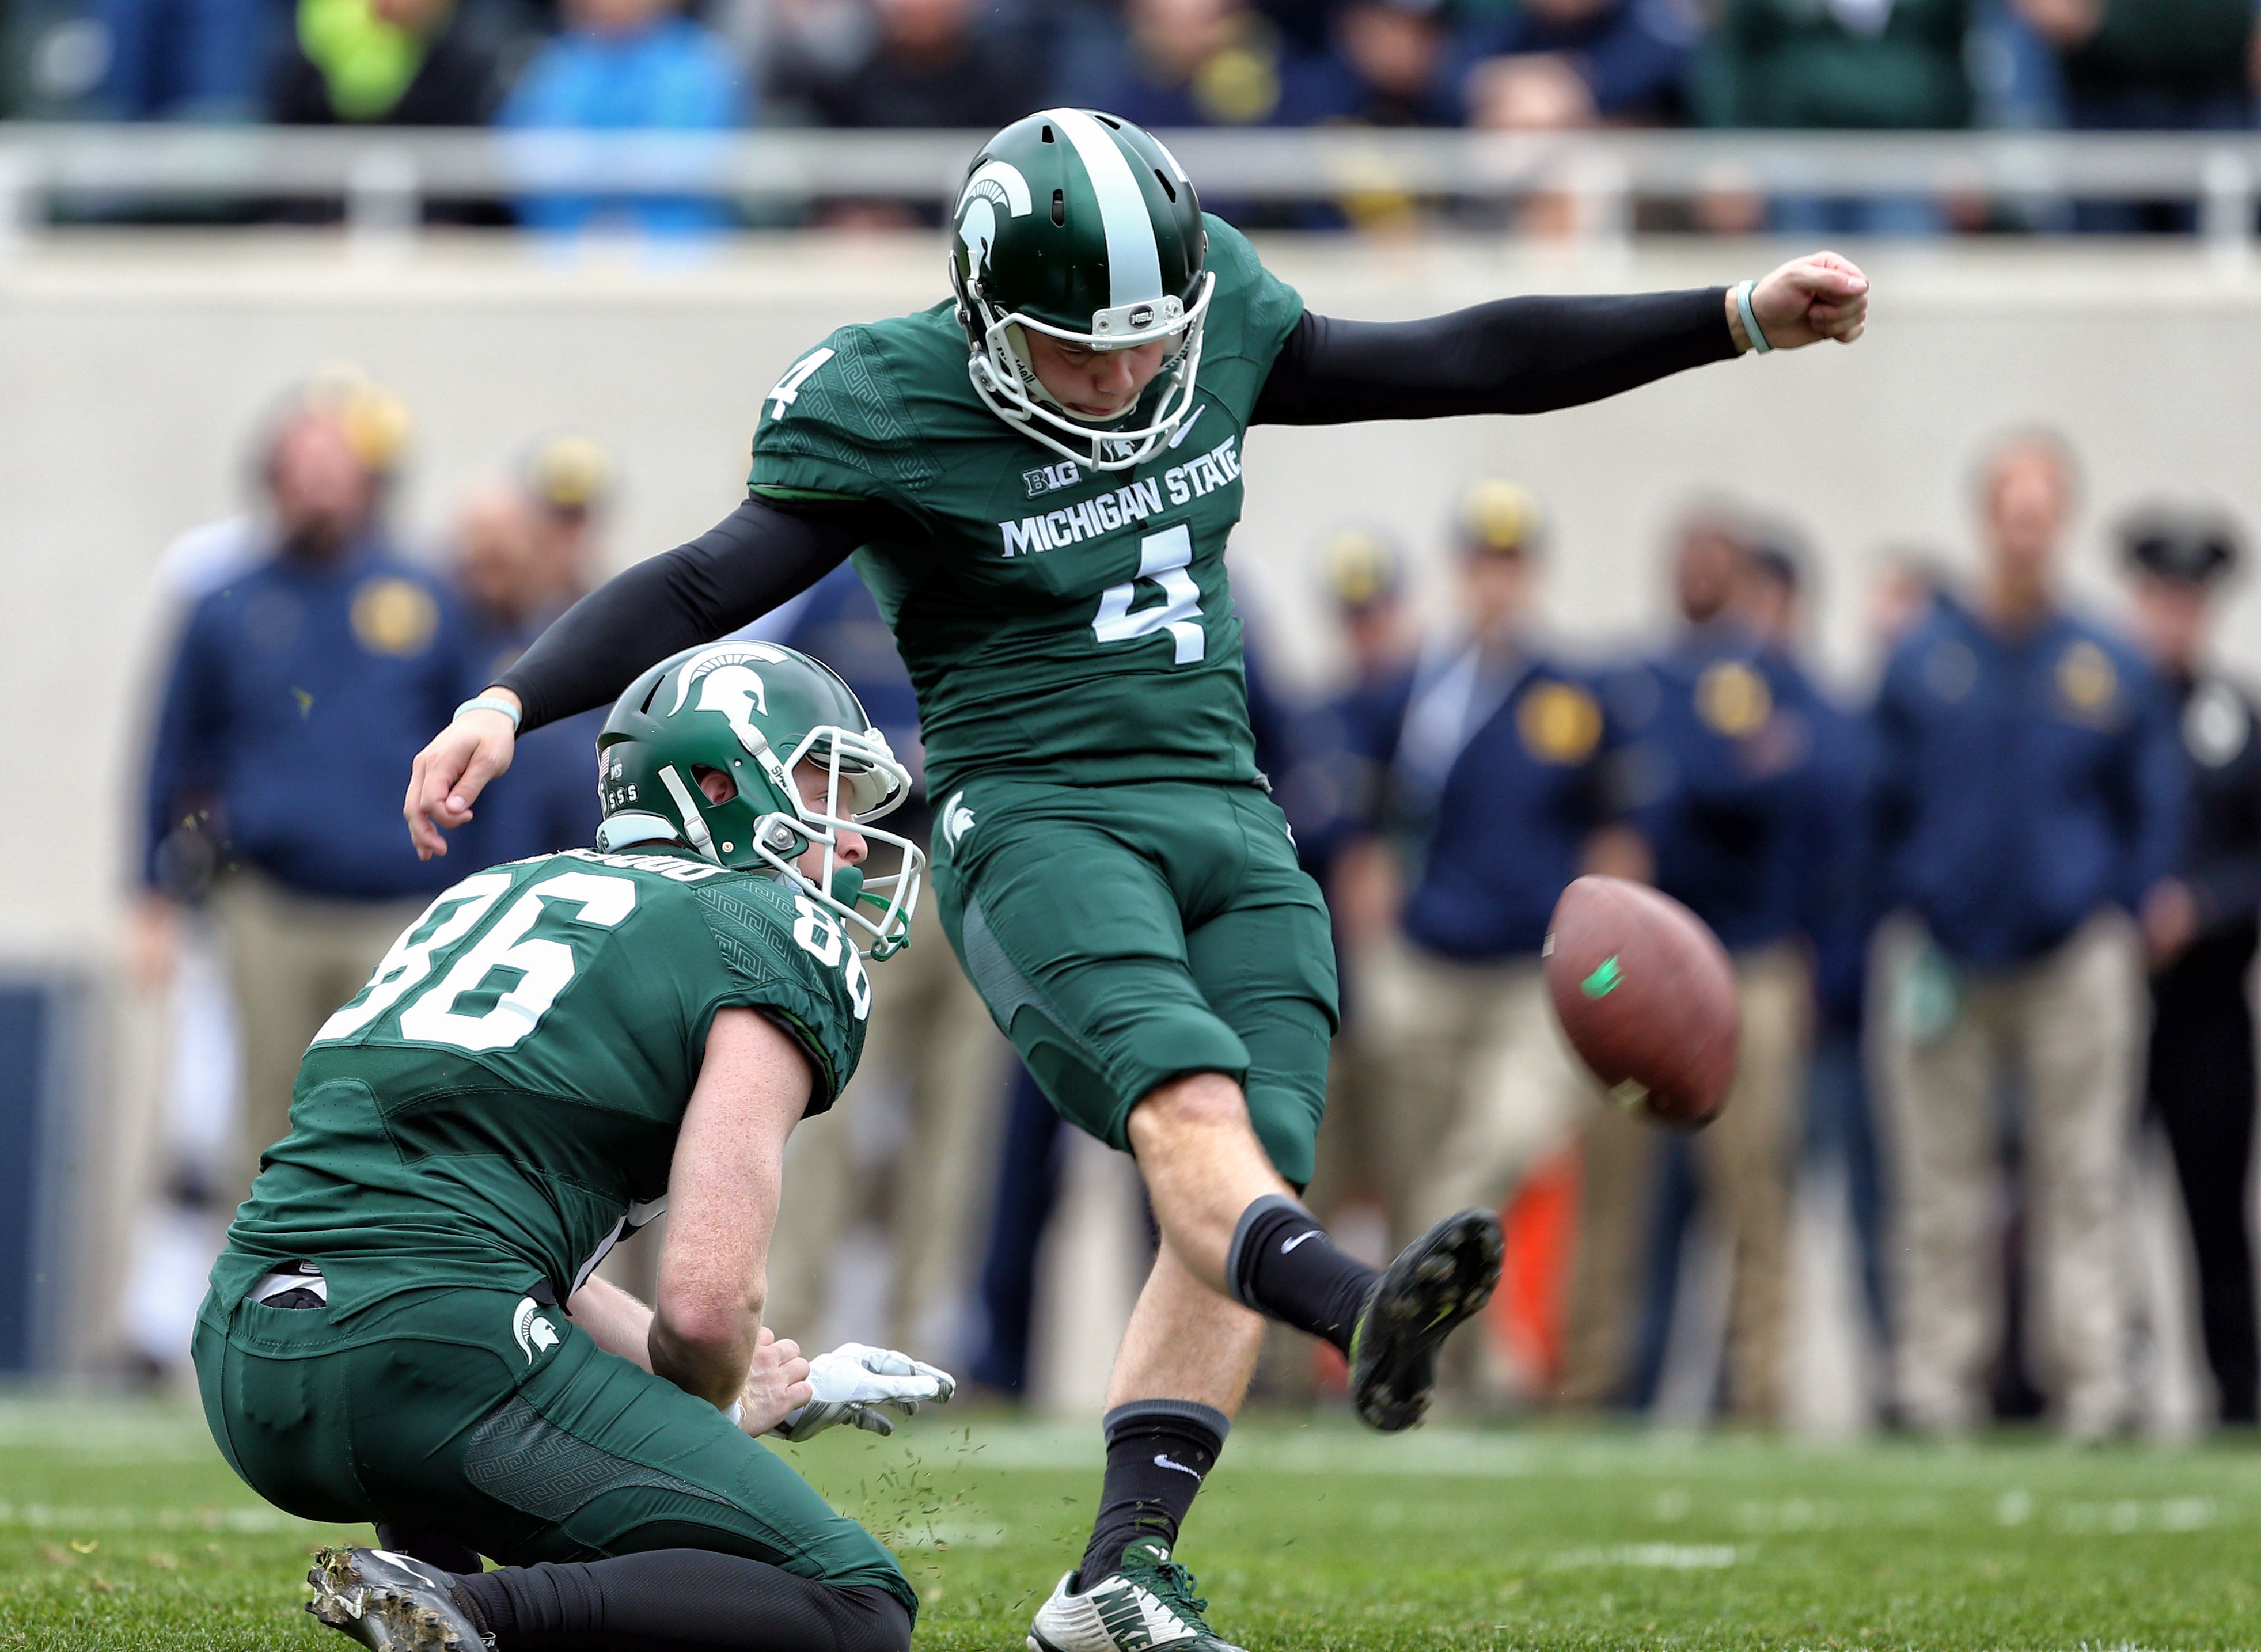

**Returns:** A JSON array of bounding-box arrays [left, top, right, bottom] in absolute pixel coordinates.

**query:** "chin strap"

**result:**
[[658, 766, 720, 863]]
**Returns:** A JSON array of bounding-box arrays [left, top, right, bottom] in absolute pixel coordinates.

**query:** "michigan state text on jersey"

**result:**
[[405, 106, 1869, 1652], [203, 645, 957, 1652]]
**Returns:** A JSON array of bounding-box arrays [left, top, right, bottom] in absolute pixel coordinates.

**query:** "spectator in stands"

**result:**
[[1073, 0, 1297, 129], [783, 0, 1040, 130], [2122, 510, 2261, 1427], [1691, 0, 1970, 233], [1559, 504, 1829, 1426], [762, 561, 1012, 1364], [1462, 0, 1695, 129], [270, 0, 502, 126], [1872, 431, 2182, 1440], [1290, 0, 1462, 126], [448, 435, 613, 863], [139, 398, 476, 1220], [499, 0, 743, 237], [2015, 0, 2256, 229], [1344, 484, 1633, 1407], [91, 0, 274, 119]]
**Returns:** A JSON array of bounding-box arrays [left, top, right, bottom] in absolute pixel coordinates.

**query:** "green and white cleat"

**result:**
[[1028, 1538, 1245, 1652], [1349, 1208, 1505, 1431], [306, 1547, 487, 1651]]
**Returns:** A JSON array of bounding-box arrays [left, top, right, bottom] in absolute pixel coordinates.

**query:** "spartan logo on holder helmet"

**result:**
[[949, 108, 1215, 474], [594, 643, 929, 959], [670, 643, 783, 758]]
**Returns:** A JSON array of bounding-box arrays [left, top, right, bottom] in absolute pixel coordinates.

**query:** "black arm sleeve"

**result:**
[[1251, 288, 1737, 426], [493, 492, 911, 732]]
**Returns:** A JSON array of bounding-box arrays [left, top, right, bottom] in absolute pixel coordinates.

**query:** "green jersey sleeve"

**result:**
[[748, 320, 953, 518], [686, 874, 873, 1115], [1194, 215, 1306, 386]]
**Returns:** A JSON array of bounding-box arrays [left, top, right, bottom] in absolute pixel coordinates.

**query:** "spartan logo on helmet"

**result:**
[[956, 158, 1031, 280], [669, 643, 791, 758]]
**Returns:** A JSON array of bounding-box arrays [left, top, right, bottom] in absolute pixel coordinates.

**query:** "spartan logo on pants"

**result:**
[[513, 1297, 560, 1365]]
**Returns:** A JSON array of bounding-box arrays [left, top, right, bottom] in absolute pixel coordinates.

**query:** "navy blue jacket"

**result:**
[[144, 545, 479, 901], [1615, 624, 1834, 954], [1386, 651, 1622, 960], [1872, 598, 2183, 967]]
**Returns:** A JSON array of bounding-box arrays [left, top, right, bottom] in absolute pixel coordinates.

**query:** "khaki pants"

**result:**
[[213, 870, 429, 1216], [1556, 943, 1811, 1424], [1879, 910, 2143, 1437], [1365, 939, 1594, 1250], [764, 898, 1010, 1353]]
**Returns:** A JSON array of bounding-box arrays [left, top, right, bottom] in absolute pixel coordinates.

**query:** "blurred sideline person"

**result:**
[[1872, 432, 2183, 1440], [198, 644, 953, 1652], [1285, 530, 1417, 1289], [1559, 506, 1827, 1425], [452, 436, 614, 866], [764, 561, 1012, 1362], [1347, 485, 1632, 1406], [115, 367, 416, 1381], [2123, 511, 2261, 1427], [140, 400, 476, 1223]]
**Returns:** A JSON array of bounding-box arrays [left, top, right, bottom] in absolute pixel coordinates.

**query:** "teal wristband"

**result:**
[[1736, 279, 1773, 355], [456, 696, 522, 730]]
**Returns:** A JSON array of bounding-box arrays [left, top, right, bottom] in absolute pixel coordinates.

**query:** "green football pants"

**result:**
[[191, 1284, 914, 1616], [930, 776, 1338, 1188]]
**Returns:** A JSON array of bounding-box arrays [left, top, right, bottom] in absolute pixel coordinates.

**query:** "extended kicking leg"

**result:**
[[1032, 1074, 1502, 1652]]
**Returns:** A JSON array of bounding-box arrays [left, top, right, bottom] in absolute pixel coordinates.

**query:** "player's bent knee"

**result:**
[[1131, 1070, 1252, 1135], [837, 1584, 915, 1652]]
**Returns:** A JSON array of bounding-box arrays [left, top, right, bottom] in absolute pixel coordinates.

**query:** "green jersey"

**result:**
[[204, 847, 871, 1326], [748, 215, 1303, 800]]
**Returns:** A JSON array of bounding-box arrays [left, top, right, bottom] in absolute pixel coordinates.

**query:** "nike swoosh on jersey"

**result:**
[[1280, 1229, 1321, 1254], [1166, 404, 1207, 449], [1154, 1453, 1204, 1480]]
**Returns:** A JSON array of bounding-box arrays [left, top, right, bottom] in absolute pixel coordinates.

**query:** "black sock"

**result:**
[[452, 1550, 911, 1652], [1227, 1194, 1379, 1356], [1078, 1400, 1228, 1587]]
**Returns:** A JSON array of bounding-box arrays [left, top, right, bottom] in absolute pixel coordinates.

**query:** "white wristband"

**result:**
[[724, 1401, 744, 1426], [1735, 280, 1773, 355], [456, 696, 522, 731]]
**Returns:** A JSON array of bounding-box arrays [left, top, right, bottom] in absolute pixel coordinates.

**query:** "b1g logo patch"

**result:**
[[1023, 460, 1082, 499]]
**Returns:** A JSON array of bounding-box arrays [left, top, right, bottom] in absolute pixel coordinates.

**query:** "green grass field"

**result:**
[[1, 1397, 2256, 1650]]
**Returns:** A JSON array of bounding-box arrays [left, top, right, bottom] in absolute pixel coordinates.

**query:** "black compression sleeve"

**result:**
[[1251, 288, 1736, 426], [492, 493, 908, 734]]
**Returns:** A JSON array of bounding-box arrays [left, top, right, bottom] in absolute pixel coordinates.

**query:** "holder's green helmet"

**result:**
[[949, 108, 1213, 474], [594, 641, 923, 958]]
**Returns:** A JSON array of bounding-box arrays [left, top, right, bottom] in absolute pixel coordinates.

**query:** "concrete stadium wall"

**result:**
[[6, 230, 2260, 968]]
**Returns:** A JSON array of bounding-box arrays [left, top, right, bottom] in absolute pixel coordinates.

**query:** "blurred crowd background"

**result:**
[[87, 354, 2261, 1441], [1, 0, 2257, 235]]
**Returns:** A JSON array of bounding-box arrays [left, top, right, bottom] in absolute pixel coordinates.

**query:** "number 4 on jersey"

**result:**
[[765, 348, 836, 424], [1092, 523, 1204, 665]]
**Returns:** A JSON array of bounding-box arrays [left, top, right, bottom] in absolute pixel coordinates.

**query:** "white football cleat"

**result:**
[[1027, 1539, 1244, 1652]]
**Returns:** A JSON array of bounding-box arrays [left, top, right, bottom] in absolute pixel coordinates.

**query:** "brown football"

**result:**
[[1543, 875, 1739, 1129]]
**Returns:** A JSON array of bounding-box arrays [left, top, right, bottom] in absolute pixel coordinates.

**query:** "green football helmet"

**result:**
[[949, 107, 1213, 474], [594, 641, 923, 959]]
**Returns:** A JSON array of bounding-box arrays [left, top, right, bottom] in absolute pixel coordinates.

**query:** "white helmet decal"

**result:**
[[957, 159, 1030, 281], [668, 642, 788, 713], [695, 665, 773, 756]]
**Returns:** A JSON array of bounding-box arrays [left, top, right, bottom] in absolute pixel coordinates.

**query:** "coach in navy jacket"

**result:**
[[140, 402, 476, 1217], [1872, 431, 2182, 1441], [1558, 510, 1831, 1426]]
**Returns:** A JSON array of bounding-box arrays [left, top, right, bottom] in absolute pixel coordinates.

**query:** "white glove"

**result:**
[[771, 1342, 956, 1442]]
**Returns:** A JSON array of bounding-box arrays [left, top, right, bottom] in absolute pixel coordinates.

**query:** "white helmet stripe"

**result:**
[[1044, 107, 1164, 310]]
